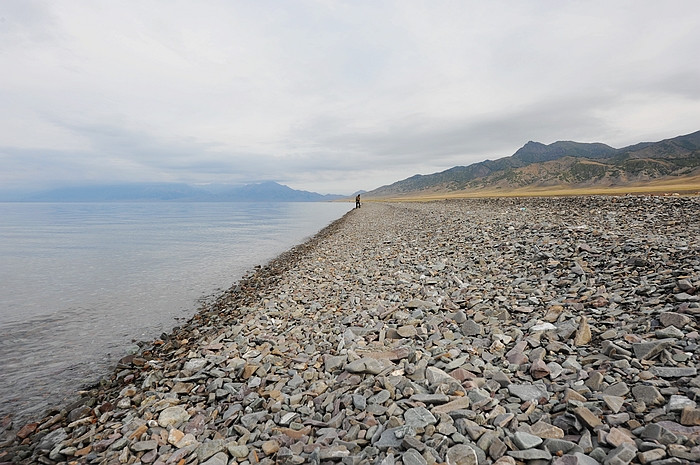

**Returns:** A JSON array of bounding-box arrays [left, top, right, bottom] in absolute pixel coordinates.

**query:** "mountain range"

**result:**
[[364, 130, 700, 198], [15, 181, 344, 202]]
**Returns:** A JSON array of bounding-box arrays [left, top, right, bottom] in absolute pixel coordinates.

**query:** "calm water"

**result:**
[[0, 202, 350, 425]]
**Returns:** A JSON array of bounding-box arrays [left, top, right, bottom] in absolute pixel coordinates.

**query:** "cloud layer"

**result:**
[[2, 1, 700, 194]]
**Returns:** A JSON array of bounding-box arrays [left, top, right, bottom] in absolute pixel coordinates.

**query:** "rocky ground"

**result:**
[[1, 196, 699, 465]]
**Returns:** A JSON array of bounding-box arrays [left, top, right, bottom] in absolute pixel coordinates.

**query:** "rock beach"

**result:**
[[1, 196, 699, 464]]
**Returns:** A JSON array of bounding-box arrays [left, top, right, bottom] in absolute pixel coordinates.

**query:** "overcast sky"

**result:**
[[2, 1, 699, 195]]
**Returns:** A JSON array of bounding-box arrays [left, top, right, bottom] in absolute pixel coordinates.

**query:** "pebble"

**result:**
[[2, 196, 698, 465]]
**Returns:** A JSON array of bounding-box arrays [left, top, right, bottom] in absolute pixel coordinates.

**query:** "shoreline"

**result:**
[[0, 207, 358, 458], [2, 197, 699, 465]]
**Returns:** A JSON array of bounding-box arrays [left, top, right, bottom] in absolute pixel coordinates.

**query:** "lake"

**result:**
[[0, 201, 350, 425]]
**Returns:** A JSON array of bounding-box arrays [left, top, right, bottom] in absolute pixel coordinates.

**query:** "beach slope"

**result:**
[[2, 197, 699, 464]]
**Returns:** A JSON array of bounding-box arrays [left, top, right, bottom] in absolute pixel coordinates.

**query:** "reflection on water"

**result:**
[[0, 202, 349, 425]]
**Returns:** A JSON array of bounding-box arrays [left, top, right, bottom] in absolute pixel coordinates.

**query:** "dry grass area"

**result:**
[[365, 174, 700, 202]]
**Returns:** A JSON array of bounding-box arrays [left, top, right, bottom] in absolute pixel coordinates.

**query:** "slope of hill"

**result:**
[[20, 181, 344, 202], [366, 130, 700, 197], [215, 181, 343, 202]]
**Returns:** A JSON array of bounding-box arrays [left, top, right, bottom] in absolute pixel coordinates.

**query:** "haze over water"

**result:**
[[0, 201, 350, 425]]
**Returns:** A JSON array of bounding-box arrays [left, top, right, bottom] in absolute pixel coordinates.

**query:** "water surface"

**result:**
[[0, 202, 349, 424]]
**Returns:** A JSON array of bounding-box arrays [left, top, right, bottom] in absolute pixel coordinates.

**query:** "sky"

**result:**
[[2, 1, 700, 195]]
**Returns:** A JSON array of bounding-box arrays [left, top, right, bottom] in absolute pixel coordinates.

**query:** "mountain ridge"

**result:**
[[14, 181, 344, 202], [365, 130, 700, 197]]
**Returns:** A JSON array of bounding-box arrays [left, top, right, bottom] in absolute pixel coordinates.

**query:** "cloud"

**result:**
[[1, 1, 700, 194]]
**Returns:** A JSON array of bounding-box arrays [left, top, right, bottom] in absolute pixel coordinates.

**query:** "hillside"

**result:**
[[365, 130, 700, 198]]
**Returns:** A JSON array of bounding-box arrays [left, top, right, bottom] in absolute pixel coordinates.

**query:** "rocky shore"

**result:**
[[1, 196, 699, 465]]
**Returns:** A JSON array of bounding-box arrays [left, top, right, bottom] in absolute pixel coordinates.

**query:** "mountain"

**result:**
[[365, 130, 700, 197], [24, 183, 205, 202], [20, 181, 344, 202], [214, 181, 343, 202]]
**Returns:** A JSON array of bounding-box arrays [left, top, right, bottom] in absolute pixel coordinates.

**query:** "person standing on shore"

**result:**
[[355, 194, 361, 208]]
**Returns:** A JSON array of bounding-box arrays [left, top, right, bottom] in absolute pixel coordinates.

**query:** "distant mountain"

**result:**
[[25, 183, 205, 202], [214, 181, 344, 202], [365, 130, 700, 197], [20, 181, 344, 202]]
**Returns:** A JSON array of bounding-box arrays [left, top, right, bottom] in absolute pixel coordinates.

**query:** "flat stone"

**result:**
[[426, 366, 457, 386], [564, 388, 587, 403], [398, 325, 418, 338], [357, 346, 413, 361], [369, 389, 391, 405], [446, 444, 478, 465], [492, 413, 515, 427], [402, 436, 426, 452], [462, 319, 483, 336], [507, 449, 552, 460], [659, 312, 692, 328], [375, 426, 415, 450], [680, 406, 700, 426], [574, 316, 592, 346], [548, 361, 564, 379], [402, 449, 427, 465], [182, 358, 207, 375], [579, 429, 593, 453], [551, 456, 580, 465], [632, 339, 674, 361], [631, 385, 665, 406], [432, 396, 470, 414], [667, 444, 697, 460], [404, 407, 437, 428], [531, 420, 565, 439], [574, 406, 603, 429], [531, 322, 557, 332], [467, 387, 491, 406], [240, 411, 266, 429], [637, 449, 666, 464], [605, 427, 636, 447], [262, 440, 280, 455], [603, 382, 629, 397], [345, 358, 385, 374], [606, 413, 630, 427], [131, 440, 157, 452], [489, 437, 508, 459], [508, 383, 550, 402], [513, 431, 543, 449], [406, 299, 437, 310], [352, 393, 367, 410], [543, 438, 580, 455], [411, 393, 450, 404], [324, 354, 346, 372], [649, 366, 697, 378], [319, 445, 350, 459], [544, 305, 564, 322], [505, 341, 529, 365], [641, 424, 678, 445], [666, 395, 696, 412], [198, 439, 226, 462], [603, 443, 637, 465], [574, 452, 602, 465], [586, 371, 605, 390], [450, 310, 467, 324], [656, 326, 685, 338], [158, 406, 190, 428], [603, 395, 625, 414], [674, 292, 694, 302], [174, 433, 198, 449], [530, 359, 551, 379], [200, 452, 229, 465]]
